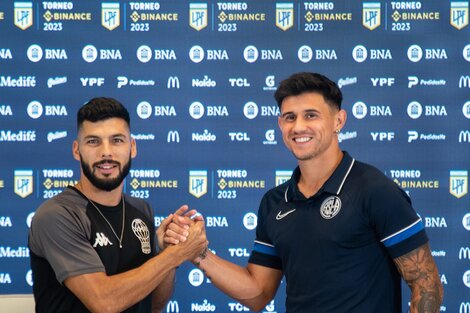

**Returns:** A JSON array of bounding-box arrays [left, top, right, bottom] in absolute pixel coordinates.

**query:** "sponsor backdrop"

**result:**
[[0, 1, 469, 312]]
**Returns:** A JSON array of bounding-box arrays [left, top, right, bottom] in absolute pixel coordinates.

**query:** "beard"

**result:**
[[80, 154, 131, 192]]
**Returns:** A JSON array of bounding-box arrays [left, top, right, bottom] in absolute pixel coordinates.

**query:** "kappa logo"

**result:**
[[320, 196, 342, 219], [276, 209, 296, 220], [93, 232, 113, 247]]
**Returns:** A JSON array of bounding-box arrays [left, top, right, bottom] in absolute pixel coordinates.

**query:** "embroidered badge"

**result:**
[[132, 219, 151, 254], [320, 196, 342, 219]]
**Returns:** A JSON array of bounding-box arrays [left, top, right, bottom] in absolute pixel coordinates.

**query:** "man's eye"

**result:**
[[306, 113, 316, 119]]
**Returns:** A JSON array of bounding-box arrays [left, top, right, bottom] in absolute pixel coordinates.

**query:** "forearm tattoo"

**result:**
[[394, 244, 443, 313]]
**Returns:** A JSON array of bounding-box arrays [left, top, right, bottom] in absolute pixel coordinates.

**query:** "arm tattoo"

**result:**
[[394, 243, 443, 313]]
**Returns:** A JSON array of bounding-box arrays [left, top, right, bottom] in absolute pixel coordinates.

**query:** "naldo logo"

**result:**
[[243, 101, 258, 119], [352, 45, 367, 63], [82, 45, 98, 63], [244, 45, 258, 63], [408, 45, 423, 63], [189, 45, 204, 63], [298, 45, 313, 63], [407, 101, 423, 119], [27, 101, 43, 119], [136, 102, 152, 119], [27, 44, 43, 62], [189, 101, 204, 119], [136, 45, 152, 63], [352, 101, 367, 119]]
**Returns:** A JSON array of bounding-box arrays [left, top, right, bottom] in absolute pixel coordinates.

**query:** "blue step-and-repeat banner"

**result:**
[[0, 1, 469, 312]]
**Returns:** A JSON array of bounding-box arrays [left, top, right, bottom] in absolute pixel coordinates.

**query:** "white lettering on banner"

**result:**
[[0, 246, 29, 257]]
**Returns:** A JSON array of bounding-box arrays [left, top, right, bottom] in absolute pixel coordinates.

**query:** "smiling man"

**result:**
[[29, 97, 208, 313], [165, 72, 443, 313]]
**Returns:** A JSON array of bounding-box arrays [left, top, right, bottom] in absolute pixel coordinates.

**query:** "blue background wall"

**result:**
[[0, 1, 469, 312]]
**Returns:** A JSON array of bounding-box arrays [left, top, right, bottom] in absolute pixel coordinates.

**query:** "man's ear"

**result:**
[[131, 138, 137, 159], [72, 140, 80, 161]]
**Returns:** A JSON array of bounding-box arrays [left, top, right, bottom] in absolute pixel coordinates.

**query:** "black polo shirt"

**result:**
[[29, 187, 156, 313], [249, 151, 428, 313]]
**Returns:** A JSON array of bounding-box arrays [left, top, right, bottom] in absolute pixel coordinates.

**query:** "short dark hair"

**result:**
[[274, 72, 342, 110], [77, 97, 130, 131]]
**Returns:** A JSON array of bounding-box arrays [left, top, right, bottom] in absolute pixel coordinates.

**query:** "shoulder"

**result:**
[[33, 188, 88, 223], [349, 160, 397, 189]]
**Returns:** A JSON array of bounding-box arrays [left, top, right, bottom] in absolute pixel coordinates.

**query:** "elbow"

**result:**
[[239, 297, 273, 312]]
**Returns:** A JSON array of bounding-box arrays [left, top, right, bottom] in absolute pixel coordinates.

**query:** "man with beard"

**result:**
[[29, 97, 208, 313], [165, 73, 443, 313]]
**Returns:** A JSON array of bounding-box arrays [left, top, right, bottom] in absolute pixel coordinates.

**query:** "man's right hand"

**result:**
[[163, 206, 208, 262]]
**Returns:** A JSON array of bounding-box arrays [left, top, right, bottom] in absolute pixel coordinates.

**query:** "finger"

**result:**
[[167, 222, 190, 237], [166, 227, 188, 243], [173, 214, 192, 227], [173, 205, 189, 216], [158, 214, 174, 230], [192, 213, 204, 222], [183, 209, 198, 217], [163, 236, 179, 245]]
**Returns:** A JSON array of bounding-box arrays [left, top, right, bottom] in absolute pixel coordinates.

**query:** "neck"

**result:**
[[75, 179, 123, 206], [297, 149, 343, 198]]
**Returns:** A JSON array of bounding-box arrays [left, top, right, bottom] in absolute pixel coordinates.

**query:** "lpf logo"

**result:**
[[363, 2, 381, 30], [14, 170, 33, 198], [276, 3, 293, 31], [189, 3, 207, 31], [189, 170, 207, 198], [102, 3, 120, 30], [14, 2, 33, 30], [450, 170, 468, 198], [451, 1, 469, 30]]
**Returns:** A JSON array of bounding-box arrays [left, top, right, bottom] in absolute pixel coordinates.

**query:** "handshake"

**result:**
[[157, 205, 210, 267]]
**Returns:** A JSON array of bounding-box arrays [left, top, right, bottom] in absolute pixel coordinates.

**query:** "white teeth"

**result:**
[[295, 137, 311, 143], [98, 165, 114, 169]]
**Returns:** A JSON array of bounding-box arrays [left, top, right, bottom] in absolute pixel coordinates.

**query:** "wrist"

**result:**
[[193, 246, 209, 267]]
